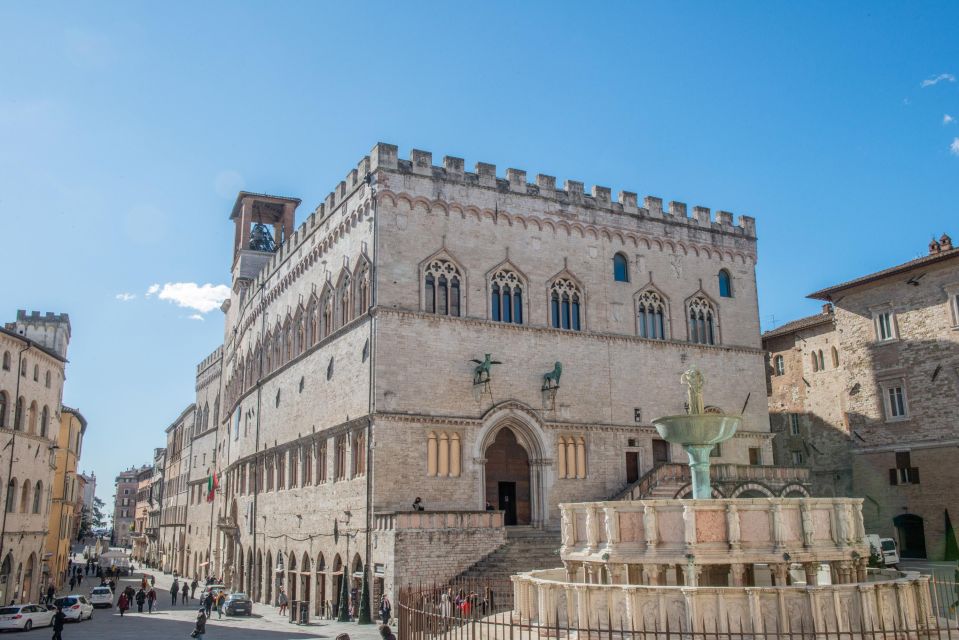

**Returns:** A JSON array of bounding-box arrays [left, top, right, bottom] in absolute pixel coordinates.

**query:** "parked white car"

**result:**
[[0, 603, 55, 631], [866, 534, 900, 566], [53, 595, 94, 621], [89, 586, 113, 608]]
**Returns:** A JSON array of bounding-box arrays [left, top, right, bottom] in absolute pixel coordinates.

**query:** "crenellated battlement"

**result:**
[[196, 345, 223, 374], [368, 143, 757, 238], [5, 309, 72, 359]]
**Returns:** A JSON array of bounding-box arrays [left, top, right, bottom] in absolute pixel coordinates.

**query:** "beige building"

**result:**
[[112, 467, 142, 547], [130, 466, 153, 561], [45, 406, 86, 588], [803, 234, 959, 560], [763, 305, 853, 497], [145, 448, 165, 566], [160, 406, 194, 574], [0, 310, 71, 603], [157, 143, 807, 609]]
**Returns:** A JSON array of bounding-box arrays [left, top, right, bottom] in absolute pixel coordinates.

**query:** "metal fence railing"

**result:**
[[399, 577, 959, 640]]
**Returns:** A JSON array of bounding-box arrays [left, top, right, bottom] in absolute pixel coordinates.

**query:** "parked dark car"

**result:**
[[224, 592, 252, 616]]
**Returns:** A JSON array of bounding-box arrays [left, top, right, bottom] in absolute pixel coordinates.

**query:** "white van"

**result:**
[[866, 534, 900, 566]]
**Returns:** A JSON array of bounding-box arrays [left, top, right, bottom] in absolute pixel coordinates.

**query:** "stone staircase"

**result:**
[[455, 526, 562, 585], [613, 463, 690, 500]]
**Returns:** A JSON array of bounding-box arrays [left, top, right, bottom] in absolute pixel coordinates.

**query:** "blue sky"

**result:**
[[2, 1, 958, 508]]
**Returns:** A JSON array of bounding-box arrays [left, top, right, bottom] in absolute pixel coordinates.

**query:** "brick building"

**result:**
[[803, 234, 959, 560], [156, 143, 807, 609], [763, 305, 853, 498], [159, 407, 193, 574], [112, 466, 145, 547]]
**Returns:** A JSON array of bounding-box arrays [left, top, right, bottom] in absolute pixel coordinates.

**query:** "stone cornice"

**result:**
[[374, 410, 773, 441]]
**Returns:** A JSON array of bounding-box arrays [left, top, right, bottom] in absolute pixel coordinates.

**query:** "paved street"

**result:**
[[44, 562, 383, 640]]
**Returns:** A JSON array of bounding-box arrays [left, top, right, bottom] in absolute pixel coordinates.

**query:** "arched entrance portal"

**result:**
[[484, 427, 531, 526], [894, 514, 927, 558]]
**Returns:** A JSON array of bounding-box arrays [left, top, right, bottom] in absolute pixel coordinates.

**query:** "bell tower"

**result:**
[[227, 191, 301, 310]]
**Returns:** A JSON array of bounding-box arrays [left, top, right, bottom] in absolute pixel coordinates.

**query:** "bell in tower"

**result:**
[[249, 221, 277, 252]]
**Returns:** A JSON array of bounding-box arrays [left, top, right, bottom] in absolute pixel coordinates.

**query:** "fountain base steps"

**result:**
[[455, 526, 562, 585]]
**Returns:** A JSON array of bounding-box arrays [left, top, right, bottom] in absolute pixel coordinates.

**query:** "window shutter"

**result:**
[[888, 469, 898, 485], [895, 451, 910, 468], [911, 467, 920, 484]]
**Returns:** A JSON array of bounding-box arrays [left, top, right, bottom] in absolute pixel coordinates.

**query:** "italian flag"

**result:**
[[206, 472, 218, 502]]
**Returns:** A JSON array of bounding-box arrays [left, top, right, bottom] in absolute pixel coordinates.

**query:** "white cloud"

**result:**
[[115, 293, 136, 302], [147, 282, 230, 314], [188, 314, 205, 321], [921, 73, 956, 88], [951, 138, 959, 156], [945, 114, 955, 125]]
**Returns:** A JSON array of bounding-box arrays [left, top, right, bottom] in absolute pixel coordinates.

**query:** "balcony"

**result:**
[[217, 515, 239, 535], [374, 510, 504, 531]]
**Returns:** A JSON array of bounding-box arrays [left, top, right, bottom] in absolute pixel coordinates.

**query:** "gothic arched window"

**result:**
[[0, 392, 6, 429], [354, 259, 371, 316], [1, 352, 8, 371], [613, 253, 629, 282], [636, 290, 667, 339], [306, 297, 318, 346], [550, 278, 583, 331], [831, 346, 840, 368], [687, 296, 717, 345], [40, 406, 48, 438], [337, 274, 352, 328], [320, 287, 334, 339], [423, 258, 462, 317], [718, 269, 733, 298], [489, 269, 524, 324], [32, 481, 42, 514]]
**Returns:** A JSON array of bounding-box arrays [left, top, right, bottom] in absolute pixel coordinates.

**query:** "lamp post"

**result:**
[[336, 511, 352, 622]]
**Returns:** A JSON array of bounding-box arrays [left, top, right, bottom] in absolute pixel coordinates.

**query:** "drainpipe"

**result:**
[[358, 170, 378, 624]]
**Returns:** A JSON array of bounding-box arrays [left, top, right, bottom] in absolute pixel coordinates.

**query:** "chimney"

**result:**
[[929, 237, 941, 255], [822, 303, 833, 315], [940, 233, 953, 251]]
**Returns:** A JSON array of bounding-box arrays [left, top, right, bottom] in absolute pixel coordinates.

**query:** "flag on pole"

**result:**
[[206, 472, 218, 502]]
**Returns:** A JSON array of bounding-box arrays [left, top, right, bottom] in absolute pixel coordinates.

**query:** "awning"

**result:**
[[198, 561, 210, 568]]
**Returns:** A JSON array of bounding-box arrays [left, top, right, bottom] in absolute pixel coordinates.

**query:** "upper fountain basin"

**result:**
[[652, 414, 741, 446]]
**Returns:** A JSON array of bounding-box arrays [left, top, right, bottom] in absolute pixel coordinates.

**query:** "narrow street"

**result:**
[[48, 559, 383, 640]]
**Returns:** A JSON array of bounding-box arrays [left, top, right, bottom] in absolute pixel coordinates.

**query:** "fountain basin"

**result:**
[[652, 414, 741, 445]]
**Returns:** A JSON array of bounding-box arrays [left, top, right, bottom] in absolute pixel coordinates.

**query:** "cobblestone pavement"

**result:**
[[51, 557, 384, 639]]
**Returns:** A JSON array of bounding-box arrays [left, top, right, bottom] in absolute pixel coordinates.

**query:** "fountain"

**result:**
[[498, 367, 935, 636], [652, 367, 740, 499]]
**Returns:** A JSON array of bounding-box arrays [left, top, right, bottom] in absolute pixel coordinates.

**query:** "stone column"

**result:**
[[729, 563, 746, 587], [771, 563, 789, 586], [643, 505, 658, 551], [683, 504, 697, 550], [771, 504, 785, 552], [803, 562, 819, 586], [726, 504, 741, 551], [585, 505, 599, 553]]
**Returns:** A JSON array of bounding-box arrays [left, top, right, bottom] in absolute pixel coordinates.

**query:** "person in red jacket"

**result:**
[[117, 592, 130, 616]]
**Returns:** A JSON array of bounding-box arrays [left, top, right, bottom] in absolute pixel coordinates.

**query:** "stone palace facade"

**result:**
[[156, 143, 807, 612]]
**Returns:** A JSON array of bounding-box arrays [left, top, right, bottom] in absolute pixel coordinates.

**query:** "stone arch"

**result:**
[[255, 550, 263, 602], [314, 552, 326, 617], [674, 483, 724, 499], [331, 554, 343, 615], [475, 402, 550, 527], [730, 482, 776, 498], [779, 483, 811, 498]]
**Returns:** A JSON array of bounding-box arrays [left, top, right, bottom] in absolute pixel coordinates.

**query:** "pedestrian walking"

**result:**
[[191, 608, 207, 640], [203, 591, 214, 617], [118, 592, 129, 617], [170, 579, 179, 605], [135, 588, 146, 613], [277, 587, 288, 616], [147, 587, 156, 613], [45, 583, 55, 605], [190, 578, 198, 600], [76, 572, 82, 585], [68, 576, 76, 591], [217, 590, 228, 619], [379, 593, 392, 626], [51, 606, 66, 640], [182, 581, 189, 604]]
